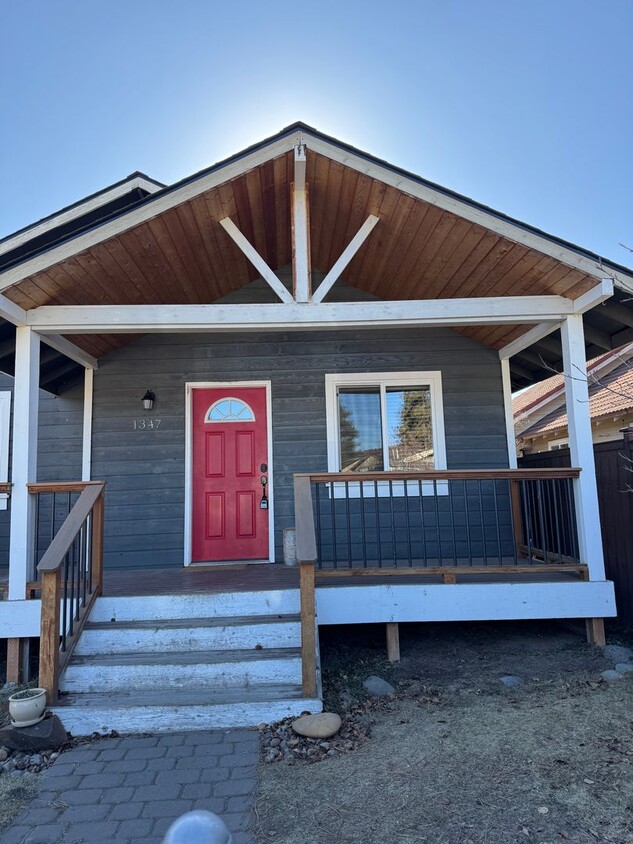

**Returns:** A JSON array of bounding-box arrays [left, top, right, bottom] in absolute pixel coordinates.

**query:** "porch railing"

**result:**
[[33, 481, 105, 704], [294, 468, 583, 697], [295, 469, 582, 572]]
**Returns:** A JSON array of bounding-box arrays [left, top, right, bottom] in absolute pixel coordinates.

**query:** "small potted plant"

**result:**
[[8, 688, 47, 727]]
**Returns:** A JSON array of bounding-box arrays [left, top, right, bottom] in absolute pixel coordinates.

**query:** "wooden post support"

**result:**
[[6, 637, 21, 683], [299, 562, 317, 698], [442, 572, 457, 584], [586, 618, 606, 647], [39, 569, 61, 705], [386, 622, 400, 663]]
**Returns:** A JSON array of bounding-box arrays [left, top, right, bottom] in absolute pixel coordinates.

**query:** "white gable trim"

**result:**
[[1, 128, 631, 295]]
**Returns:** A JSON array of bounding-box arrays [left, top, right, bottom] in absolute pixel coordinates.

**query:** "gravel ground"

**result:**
[[256, 620, 633, 844]]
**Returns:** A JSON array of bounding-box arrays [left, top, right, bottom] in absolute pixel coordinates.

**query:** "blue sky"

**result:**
[[1, 1, 632, 266]]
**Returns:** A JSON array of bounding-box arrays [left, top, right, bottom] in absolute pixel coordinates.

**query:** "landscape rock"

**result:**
[[500, 675, 524, 687], [602, 645, 633, 663], [0, 747, 8, 762], [0, 714, 68, 753], [363, 676, 396, 697], [601, 670, 623, 682], [615, 663, 633, 674], [292, 712, 342, 739]]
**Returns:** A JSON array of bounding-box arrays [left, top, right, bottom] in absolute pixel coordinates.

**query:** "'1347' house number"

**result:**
[[133, 418, 162, 430]]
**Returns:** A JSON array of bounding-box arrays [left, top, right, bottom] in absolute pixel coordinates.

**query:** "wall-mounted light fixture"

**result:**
[[142, 390, 155, 411]]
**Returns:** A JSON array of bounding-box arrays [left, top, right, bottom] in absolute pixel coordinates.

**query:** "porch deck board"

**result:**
[[99, 562, 586, 598]]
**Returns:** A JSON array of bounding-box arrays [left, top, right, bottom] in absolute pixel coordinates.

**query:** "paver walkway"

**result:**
[[0, 729, 258, 844]]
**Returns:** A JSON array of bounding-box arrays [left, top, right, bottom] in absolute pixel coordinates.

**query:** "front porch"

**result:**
[[0, 123, 631, 732]]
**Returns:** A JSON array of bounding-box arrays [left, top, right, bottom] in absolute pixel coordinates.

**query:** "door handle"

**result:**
[[260, 475, 269, 510]]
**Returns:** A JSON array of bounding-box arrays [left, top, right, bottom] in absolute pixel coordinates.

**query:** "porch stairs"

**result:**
[[52, 589, 322, 736]]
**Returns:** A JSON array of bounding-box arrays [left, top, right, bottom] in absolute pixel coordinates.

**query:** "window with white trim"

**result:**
[[325, 372, 447, 473]]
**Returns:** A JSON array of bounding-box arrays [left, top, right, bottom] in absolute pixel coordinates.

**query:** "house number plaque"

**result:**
[[132, 418, 162, 430]]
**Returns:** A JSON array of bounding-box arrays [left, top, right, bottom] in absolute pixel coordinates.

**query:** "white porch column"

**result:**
[[500, 358, 518, 469], [8, 326, 40, 600], [560, 313, 605, 581], [81, 367, 93, 481]]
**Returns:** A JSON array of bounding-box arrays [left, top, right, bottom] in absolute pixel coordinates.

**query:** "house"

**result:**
[[514, 343, 633, 453], [0, 123, 632, 734]]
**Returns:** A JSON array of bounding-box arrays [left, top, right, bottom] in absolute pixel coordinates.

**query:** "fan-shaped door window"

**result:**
[[205, 397, 255, 423]]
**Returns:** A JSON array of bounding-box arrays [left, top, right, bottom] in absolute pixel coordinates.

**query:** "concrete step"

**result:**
[[74, 614, 301, 655], [60, 647, 303, 693], [90, 590, 299, 623], [52, 685, 322, 736]]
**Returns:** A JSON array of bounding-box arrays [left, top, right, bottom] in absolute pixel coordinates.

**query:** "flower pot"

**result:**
[[8, 688, 47, 728]]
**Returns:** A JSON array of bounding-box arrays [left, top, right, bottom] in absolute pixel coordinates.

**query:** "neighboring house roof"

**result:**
[[514, 344, 633, 441]]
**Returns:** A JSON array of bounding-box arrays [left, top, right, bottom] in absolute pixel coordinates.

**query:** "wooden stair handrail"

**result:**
[[28, 481, 103, 495], [38, 481, 105, 704], [37, 483, 105, 573]]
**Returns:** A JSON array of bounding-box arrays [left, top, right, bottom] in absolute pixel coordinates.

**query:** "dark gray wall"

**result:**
[[89, 326, 509, 569], [0, 375, 83, 571]]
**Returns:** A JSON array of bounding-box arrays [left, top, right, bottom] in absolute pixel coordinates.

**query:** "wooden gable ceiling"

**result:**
[[2, 146, 603, 360]]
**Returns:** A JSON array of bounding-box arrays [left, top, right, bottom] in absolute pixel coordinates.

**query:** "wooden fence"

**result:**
[[520, 435, 633, 626]]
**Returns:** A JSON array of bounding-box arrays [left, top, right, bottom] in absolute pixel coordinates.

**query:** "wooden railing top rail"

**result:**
[[28, 481, 104, 494], [37, 482, 105, 574], [0, 482, 12, 495], [295, 468, 582, 483]]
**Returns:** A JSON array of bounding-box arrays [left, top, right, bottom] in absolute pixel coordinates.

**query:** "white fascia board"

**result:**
[[40, 334, 98, 369], [27, 295, 575, 334], [316, 580, 616, 625], [0, 135, 298, 292], [0, 176, 163, 258], [302, 133, 633, 289], [0, 599, 41, 638]]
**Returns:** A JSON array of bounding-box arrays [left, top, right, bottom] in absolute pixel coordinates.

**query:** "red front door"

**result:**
[[191, 387, 269, 563]]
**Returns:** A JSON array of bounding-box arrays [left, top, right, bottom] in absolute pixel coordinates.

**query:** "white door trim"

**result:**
[[184, 380, 275, 566]]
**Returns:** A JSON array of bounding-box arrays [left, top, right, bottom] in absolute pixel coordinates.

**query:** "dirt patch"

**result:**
[[256, 621, 633, 844], [0, 772, 38, 830]]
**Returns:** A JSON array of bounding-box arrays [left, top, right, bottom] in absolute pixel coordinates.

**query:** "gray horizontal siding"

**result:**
[[87, 326, 508, 569], [0, 375, 83, 570]]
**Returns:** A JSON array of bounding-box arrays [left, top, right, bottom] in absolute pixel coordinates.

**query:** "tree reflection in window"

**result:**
[[205, 398, 255, 423]]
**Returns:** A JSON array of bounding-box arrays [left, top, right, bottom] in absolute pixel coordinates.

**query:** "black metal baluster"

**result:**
[[315, 482, 322, 567], [405, 479, 413, 567], [345, 481, 352, 568], [389, 480, 397, 567], [492, 480, 502, 565], [61, 554, 68, 651], [69, 540, 75, 637], [375, 480, 382, 567], [33, 492, 40, 577], [80, 520, 87, 606], [419, 480, 427, 566], [463, 480, 472, 566], [50, 494, 55, 545], [520, 480, 533, 562], [536, 479, 549, 564], [331, 481, 337, 569], [478, 479, 487, 566], [567, 478, 580, 563], [552, 479, 563, 563], [448, 480, 457, 565], [359, 479, 368, 568]]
